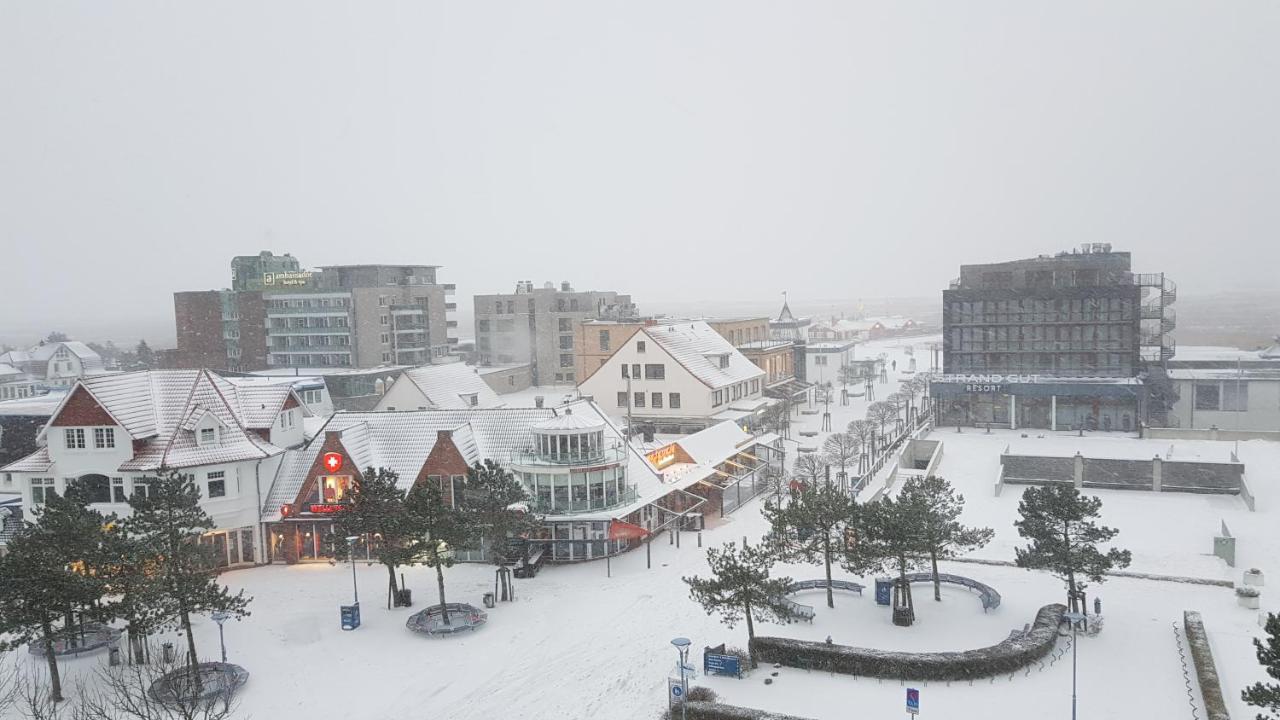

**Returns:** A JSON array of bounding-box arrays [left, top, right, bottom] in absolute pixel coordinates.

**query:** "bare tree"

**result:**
[[885, 392, 907, 434], [822, 432, 861, 485], [791, 455, 828, 489], [76, 649, 242, 720], [12, 669, 65, 720], [866, 402, 897, 457], [846, 420, 876, 473]]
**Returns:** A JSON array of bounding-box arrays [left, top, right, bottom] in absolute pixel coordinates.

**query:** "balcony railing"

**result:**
[[509, 445, 628, 467], [531, 486, 639, 515]]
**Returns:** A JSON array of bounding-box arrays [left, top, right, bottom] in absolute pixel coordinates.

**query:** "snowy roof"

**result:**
[[0, 364, 28, 380], [1167, 369, 1280, 381], [29, 341, 106, 373], [666, 420, 757, 466], [252, 365, 410, 377], [0, 391, 66, 417], [531, 410, 605, 432], [262, 400, 664, 519], [1, 370, 296, 474], [643, 322, 765, 389], [394, 363, 503, 410], [807, 341, 857, 351]]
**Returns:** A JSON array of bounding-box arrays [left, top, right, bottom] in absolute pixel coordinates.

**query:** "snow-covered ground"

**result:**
[[8, 335, 1277, 720]]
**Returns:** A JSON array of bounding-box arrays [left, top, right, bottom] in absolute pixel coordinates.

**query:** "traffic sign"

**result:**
[[668, 678, 687, 706], [906, 687, 919, 715]]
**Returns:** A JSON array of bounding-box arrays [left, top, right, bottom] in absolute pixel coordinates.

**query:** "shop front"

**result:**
[[931, 375, 1142, 431], [269, 472, 358, 564]]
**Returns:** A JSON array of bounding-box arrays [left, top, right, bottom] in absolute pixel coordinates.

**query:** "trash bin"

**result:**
[[340, 602, 361, 631], [395, 588, 413, 607], [162, 642, 175, 663], [874, 578, 893, 606], [483, 592, 495, 609], [108, 646, 122, 666]]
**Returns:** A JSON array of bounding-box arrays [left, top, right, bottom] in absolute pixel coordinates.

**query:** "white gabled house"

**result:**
[[373, 362, 504, 412], [577, 321, 772, 433], [0, 370, 311, 568]]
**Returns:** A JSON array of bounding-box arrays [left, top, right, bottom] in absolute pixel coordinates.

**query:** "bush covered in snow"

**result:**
[[750, 603, 1066, 681]]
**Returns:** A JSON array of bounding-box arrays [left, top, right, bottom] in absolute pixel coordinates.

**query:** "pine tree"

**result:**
[[1244, 612, 1280, 719], [1014, 484, 1131, 613], [855, 494, 928, 625], [463, 460, 540, 567], [133, 340, 156, 369], [683, 541, 797, 668], [0, 484, 113, 702], [409, 484, 474, 627], [763, 480, 859, 608], [125, 468, 251, 679], [899, 475, 993, 601], [331, 466, 427, 608], [101, 522, 167, 664]]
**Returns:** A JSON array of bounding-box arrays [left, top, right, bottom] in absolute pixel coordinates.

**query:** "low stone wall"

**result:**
[[1183, 611, 1231, 720], [1001, 455, 1074, 484], [1002, 453, 1243, 496], [683, 702, 815, 720], [1082, 458, 1153, 491], [1163, 461, 1243, 493], [751, 604, 1065, 681], [1146, 426, 1280, 443]]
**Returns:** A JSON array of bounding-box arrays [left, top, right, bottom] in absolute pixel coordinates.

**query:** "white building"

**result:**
[[0, 364, 41, 401], [0, 341, 109, 389], [577, 321, 770, 433], [804, 340, 857, 387], [0, 370, 310, 568], [373, 362, 504, 411], [1164, 340, 1280, 432]]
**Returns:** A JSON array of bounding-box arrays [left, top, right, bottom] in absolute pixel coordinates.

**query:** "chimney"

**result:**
[[437, 430, 452, 441], [561, 281, 571, 292]]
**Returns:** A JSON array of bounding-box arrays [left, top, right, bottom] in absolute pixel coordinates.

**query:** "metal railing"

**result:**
[[531, 487, 639, 515], [509, 445, 627, 466]]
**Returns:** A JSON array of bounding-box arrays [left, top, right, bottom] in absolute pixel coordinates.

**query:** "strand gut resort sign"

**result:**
[[263, 270, 314, 287], [935, 374, 1043, 393]]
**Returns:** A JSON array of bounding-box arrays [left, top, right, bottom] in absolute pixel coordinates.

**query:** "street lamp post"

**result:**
[[346, 536, 360, 605], [671, 637, 691, 720], [1063, 611, 1085, 720], [210, 611, 230, 664]]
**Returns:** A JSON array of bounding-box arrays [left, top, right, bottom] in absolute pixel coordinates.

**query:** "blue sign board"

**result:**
[[704, 653, 741, 678], [906, 687, 919, 715], [340, 602, 361, 631], [875, 578, 893, 606]]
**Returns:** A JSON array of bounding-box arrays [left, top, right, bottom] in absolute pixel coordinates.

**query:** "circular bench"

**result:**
[[780, 580, 867, 622], [148, 662, 249, 705], [27, 622, 122, 658], [902, 572, 1000, 612], [406, 603, 488, 636]]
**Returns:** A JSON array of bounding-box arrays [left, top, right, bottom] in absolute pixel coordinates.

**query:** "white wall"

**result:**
[[805, 347, 852, 386], [579, 332, 715, 419], [373, 374, 429, 411], [1171, 378, 1280, 431]]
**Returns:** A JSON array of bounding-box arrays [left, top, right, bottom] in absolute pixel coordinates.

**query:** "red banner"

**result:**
[[608, 520, 650, 541]]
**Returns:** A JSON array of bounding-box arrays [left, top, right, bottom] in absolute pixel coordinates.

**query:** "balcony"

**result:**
[[269, 326, 352, 335], [531, 486, 640, 515], [509, 445, 628, 467], [443, 284, 457, 295], [445, 303, 457, 311], [266, 306, 351, 316]]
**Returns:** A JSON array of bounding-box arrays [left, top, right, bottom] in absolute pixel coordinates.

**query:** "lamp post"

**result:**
[[671, 637, 691, 720], [346, 536, 360, 605], [210, 611, 230, 664], [1063, 611, 1085, 720]]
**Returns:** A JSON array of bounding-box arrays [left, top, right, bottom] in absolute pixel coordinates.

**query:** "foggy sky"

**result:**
[[2, 1, 1278, 345]]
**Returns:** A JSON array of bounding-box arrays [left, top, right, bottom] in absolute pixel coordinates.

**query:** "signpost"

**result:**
[[668, 678, 686, 706], [906, 687, 920, 716], [340, 602, 361, 631], [704, 652, 742, 678]]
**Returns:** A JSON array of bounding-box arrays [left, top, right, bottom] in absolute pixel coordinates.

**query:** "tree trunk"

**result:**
[[931, 549, 942, 601], [41, 618, 64, 703], [385, 563, 399, 609], [181, 606, 199, 673], [129, 624, 146, 664], [435, 561, 450, 626], [1064, 521, 1076, 612], [744, 600, 757, 669], [823, 537, 834, 609]]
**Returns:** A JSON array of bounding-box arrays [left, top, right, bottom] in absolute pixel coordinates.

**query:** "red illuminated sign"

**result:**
[[323, 452, 344, 473], [308, 503, 344, 514]]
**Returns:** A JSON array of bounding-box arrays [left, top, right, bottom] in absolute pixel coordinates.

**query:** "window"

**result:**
[[719, 355, 730, 369], [132, 478, 153, 499], [478, 319, 491, 332], [1194, 383, 1220, 411], [598, 330, 610, 352], [632, 364, 641, 381], [302, 389, 322, 404], [621, 365, 630, 379], [1223, 381, 1249, 412], [320, 475, 350, 503], [111, 477, 127, 503], [200, 427, 217, 445], [78, 475, 111, 504], [449, 475, 466, 508], [207, 471, 226, 498], [382, 352, 392, 363], [633, 392, 645, 408], [560, 353, 574, 368], [559, 335, 573, 350], [669, 392, 681, 409], [712, 390, 724, 406], [637, 341, 646, 353], [64, 428, 85, 449], [644, 364, 665, 380], [380, 315, 389, 325], [617, 392, 629, 408], [93, 427, 115, 449], [559, 318, 572, 332], [381, 333, 390, 344], [31, 477, 56, 504], [651, 392, 663, 409]]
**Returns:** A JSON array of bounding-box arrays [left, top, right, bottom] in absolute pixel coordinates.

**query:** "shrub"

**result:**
[[1237, 586, 1261, 598], [687, 687, 719, 703]]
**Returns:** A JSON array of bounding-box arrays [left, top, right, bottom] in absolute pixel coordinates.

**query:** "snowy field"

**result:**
[[7, 335, 1278, 720]]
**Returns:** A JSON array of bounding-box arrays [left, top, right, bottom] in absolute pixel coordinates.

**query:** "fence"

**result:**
[[721, 467, 771, 516]]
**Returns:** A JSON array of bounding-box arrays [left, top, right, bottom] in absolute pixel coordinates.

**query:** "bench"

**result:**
[[777, 580, 867, 623], [799, 431, 819, 438], [902, 572, 1001, 612]]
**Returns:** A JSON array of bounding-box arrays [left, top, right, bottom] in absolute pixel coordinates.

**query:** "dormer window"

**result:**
[[719, 354, 730, 369], [461, 392, 479, 407], [199, 427, 219, 445]]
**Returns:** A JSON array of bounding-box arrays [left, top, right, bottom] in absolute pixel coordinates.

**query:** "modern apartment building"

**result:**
[[474, 281, 638, 385], [931, 244, 1177, 431], [171, 252, 457, 371]]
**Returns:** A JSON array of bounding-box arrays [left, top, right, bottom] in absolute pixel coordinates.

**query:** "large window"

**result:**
[[94, 427, 115, 449], [319, 475, 351, 504], [30, 477, 56, 504], [633, 392, 645, 408], [1223, 381, 1249, 412], [111, 477, 127, 503], [669, 393, 681, 409], [207, 471, 226, 498], [617, 392, 628, 408], [64, 428, 85, 449], [1194, 383, 1220, 411], [644, 364, 665, 380], [651, 392, 663, 409]]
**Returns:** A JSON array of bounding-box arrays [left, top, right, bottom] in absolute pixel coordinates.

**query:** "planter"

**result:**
[[1238, 594, 1261, 610], [1244, 570, 1265, 587]]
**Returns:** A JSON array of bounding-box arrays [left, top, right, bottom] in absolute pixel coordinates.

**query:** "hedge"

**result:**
[[751, 603, 1066, 681], [1183, 611, 1231, 720], [682, 701, 816, 720]]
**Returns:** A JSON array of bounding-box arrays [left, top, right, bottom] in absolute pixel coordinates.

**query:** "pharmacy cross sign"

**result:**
[[323, 453, 344, 473]]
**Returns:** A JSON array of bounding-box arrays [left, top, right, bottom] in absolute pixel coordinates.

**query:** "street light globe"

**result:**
[[671, 637, 691, 650]]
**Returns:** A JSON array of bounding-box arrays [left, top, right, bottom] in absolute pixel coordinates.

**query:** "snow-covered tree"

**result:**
[[125, 468, 251, 680], [822, 432, 860, 483], [763, 481, 860, 608], [866, 403, 897, 457], [683, 541, 797, 668], [898, 476, 993, 601], [791, 455, 827, 489], [855, 495, 928, 625], [0, 484, 113, 702], [846, 420, 876, 473], [1244, 612, 1280, 719], [409, 485, 474, 627], [332, 467, 427, 608], [1014, 484, 1131, 614]]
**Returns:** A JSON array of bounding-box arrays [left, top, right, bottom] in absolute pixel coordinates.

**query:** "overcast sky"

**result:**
[[2, 1, 1277, 345]]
